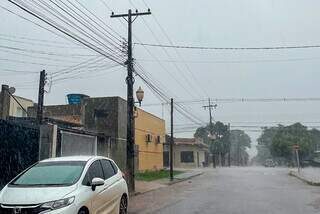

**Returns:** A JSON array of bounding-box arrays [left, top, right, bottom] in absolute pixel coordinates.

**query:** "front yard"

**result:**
[[136, 169, 184, 181]]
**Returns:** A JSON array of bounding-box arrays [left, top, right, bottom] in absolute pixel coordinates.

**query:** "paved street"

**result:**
[[129, 167, 320, 214]]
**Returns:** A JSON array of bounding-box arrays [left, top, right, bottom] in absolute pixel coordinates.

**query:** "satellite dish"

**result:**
[[8, 87, 16, 95]]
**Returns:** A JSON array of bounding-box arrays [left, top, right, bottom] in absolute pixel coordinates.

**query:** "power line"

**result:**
[[0, 44, 98, 58], [140, 0, 209, 97], [137, 57, 320, 64], [0, 33, 80, 45], [0, 36, 85, 49], [8, 0, 125, 65], [0, 3, 81, 44], [135, 42, 320, 50], [128, 0, 205, 99], [32, 0, 124, 58], [144, 97, 320, 106]]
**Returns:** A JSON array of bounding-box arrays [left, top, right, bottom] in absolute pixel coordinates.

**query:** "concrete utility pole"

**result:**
[[170, 98, 174, 181], [0, 85, 10, 119], [228, 123, 231, 167], [203, 98, 217, 168], [37, 70, 46, 124], [111, 9, 151, 193]]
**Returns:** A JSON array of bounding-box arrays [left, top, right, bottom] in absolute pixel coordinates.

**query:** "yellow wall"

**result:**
[[9, 96, 33, 117], [135, 108, 165, 171]]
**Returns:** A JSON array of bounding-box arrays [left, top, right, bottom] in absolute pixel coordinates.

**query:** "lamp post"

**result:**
[[135, 87, 144, 107]]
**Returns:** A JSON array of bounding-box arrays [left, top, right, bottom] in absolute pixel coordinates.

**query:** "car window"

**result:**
[[100, 159, 116, 180], [110, 161, 119, 174], [11, 161, 86, 187], [82, 160, 104, 186]]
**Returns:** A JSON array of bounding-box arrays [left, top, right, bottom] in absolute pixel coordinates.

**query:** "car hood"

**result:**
[[0, 185, 77, 205]]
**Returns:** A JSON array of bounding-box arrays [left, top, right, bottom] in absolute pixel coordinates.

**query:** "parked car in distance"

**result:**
[[264, 159, 276, 167], [0, 156, 128, 214]]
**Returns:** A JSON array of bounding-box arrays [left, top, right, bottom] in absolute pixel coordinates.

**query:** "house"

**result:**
[[0, 84, 34, 118], [164, 137, 209, 168], [27, 95, 165, 172], [135, 108, 165, 171]]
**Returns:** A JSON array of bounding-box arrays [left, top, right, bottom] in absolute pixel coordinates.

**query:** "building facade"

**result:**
[[164, 137, 209, 168], [28, 96, 165, 172], [9, 96, 34, 117], [135, 108, 165, 171]]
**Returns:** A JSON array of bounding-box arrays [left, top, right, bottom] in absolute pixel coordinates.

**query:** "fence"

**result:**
[[0, 119, 39, 189]]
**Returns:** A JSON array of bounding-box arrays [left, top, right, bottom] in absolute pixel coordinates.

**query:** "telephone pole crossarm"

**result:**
[[111, 10, 151, 18]]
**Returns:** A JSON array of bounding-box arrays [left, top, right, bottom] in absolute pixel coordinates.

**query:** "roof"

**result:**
[[165, 136, 209, 149], [41, 156, 111, 162], [13, 95, 34, 103]]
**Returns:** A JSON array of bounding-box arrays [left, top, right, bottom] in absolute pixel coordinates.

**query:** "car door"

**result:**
[[99, 159, 121, 214], [82, 160, 106, 214]]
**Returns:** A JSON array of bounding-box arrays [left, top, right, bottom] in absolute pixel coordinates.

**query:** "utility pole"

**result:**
[[228, 123, 231, 167], [170, 98, 174, 181], [293, 145, 300, 173], [203, 98, 217, 127], [237, 139, 241, 166], [111, 9, 151, 193], [203, 98, 217, 168], [37, 70, 46, 124]]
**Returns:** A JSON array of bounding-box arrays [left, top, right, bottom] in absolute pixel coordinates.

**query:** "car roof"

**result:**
[[40, 156, 111, 163]]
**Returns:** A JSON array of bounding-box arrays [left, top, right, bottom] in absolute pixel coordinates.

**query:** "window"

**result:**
[[11, 161, 86, 187], [82, 160, 104, 186], [110, 161, 119, 174], [156, 136, 161, 144], [100, 159, 116, 180], [181, 151, 194, 163]]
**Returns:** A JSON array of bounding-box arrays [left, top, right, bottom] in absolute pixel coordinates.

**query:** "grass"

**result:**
[[136, 169, 184, 181]]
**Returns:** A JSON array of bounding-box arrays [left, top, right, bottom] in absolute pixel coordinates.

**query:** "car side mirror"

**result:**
[[91, 177, 104, 191]]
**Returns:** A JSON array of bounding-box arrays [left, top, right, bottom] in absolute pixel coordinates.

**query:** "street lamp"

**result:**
[[135, 86, 144, 106]]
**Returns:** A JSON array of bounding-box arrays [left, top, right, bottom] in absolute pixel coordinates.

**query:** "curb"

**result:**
[[289, 171, 320, 186], [166, 172, 204, 186], [134, 172, 204, 196]]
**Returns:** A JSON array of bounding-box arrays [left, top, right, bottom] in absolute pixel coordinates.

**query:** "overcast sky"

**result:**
[[2, 0, 320, 157]]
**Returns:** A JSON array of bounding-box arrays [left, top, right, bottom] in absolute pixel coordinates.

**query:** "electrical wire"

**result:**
[[30, 0, 124, 59], [134, 42, 320, 50], [8, 0, 125, 65]]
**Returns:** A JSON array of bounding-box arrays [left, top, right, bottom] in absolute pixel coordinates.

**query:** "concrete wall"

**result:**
[[82, 97, 127, 171], [28, 104, 82, 124], [135, 108, 165, 171]]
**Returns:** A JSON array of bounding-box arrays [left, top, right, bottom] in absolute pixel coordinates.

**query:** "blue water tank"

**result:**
[[67, 94, 89, 105]]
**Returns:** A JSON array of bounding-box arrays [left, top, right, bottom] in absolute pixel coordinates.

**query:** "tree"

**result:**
[[271, 123, 315, 163], [194, 123, 251, 166], [194, 121, 230, 166], [255, 126, 279, 164], [229, 130, 251, 166], [254, 123, 320, 166]]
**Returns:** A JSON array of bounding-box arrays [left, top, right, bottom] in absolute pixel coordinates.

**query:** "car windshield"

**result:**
[[11, 161, 86, 186]]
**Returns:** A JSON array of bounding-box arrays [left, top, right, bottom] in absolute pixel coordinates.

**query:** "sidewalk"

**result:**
[[289, 167, 320, 186], [135, 168, 205, 195]]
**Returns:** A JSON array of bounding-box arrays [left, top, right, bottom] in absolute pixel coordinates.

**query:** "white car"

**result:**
[[0, 156, 129, 214]]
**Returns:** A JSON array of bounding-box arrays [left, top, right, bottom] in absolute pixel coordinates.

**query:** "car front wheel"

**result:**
[[119, 195, 128, 214]]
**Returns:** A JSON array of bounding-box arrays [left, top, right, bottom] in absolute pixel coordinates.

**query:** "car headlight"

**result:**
[[40, 196, 75, 212]]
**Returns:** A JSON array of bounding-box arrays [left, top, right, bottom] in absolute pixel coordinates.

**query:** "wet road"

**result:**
[[129, 167, 320, 214]]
